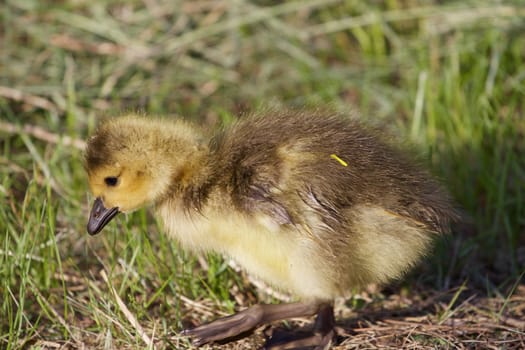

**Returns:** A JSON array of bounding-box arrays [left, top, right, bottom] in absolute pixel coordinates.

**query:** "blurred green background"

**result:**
[[1, 1, 524, 349]]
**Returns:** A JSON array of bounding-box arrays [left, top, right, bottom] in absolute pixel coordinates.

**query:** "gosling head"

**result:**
[[84, 115, 202, 235]]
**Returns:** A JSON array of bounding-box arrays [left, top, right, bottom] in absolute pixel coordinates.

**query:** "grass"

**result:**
[[1, 0, 524, 348]]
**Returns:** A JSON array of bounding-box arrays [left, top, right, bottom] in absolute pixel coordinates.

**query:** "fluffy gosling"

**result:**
[[85, 110, 458, 349]]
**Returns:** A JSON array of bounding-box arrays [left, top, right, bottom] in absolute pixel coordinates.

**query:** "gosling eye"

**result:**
[[104, 176, 119, 187]]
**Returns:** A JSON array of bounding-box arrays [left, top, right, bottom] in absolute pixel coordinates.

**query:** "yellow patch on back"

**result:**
[[330, 154, 348, 167]]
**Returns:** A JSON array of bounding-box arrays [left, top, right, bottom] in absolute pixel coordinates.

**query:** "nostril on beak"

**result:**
[[87, 197, 120, 235]]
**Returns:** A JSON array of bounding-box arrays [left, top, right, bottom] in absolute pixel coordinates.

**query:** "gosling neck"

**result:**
[[160, 141, 215, 212]]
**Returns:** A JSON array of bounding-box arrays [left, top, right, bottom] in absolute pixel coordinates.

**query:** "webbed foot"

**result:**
[[183, 301, 334, 349]]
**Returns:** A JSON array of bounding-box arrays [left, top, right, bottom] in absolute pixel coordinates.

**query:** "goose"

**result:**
[[85, 109, 458, 349]]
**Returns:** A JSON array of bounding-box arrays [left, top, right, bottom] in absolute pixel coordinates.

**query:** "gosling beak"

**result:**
[[87, 197, 119, 235]]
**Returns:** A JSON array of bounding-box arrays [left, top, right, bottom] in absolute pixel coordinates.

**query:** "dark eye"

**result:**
[[104, 176, 119, 187]]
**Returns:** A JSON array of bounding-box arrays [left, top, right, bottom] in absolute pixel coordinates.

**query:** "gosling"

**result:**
[[85, 110, 458, 349]]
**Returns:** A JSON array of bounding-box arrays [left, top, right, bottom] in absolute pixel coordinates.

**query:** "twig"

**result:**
[[50, 34, 124, 56], [179, 294, 228, 318], [500, 316, 525, 330], [0, 121, 86, 150], [0, 86, 58, 114]]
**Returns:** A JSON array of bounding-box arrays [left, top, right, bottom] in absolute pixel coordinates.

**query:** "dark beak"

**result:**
[[87, 197, 119, 235]]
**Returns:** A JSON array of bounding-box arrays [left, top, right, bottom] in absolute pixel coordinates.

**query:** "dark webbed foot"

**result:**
[[264, 303, 335, 350], [182, 305, 266, 346], [183, 301, 335, 349]]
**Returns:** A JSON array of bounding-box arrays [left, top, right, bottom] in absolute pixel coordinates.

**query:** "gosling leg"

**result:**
[[264, 303, 335, 350], [183, 300, 333, 347]]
